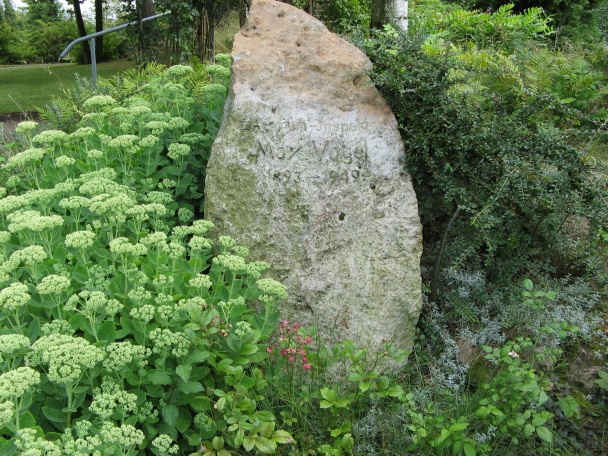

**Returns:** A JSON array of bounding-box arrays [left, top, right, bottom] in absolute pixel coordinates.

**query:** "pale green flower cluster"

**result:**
[[83, 95, 117, 110], [179, 132, 209, 144], [37, 274, 71, 295], [32, 130, 68, 145], [7, 210, 63, 233], [70, 126, 96, 139], [140, 134, 159, 148], [139, 231, 169, 250], [130, 304, 155, 323], [128, 286, 152, 303], [235, 321, 253, 337], [188, 235, 212, 253], [168, 117, 190, 130], [65, 230, 96, 249], [0, 282, 30, 311], [55, 155, 76, 167], [205, 64, 230, 80], [167, 241, 186, 260], [256, 278, 288, 301], [144, 191, 174, 205], [7, 245, 48, 267], [177, 207, 194, 224], [89, 193, 137, 218], [201, 83, 228, 97], [14, 428, 61, 456], [90, 381, 138, 420], [110, 237, 148, 257], [99, 421, 145, 449], [104, 342, 149, 372], [59, 195, 91, 211], [213, 254, 246, 272], [160, 179, 176, 189], [41, 319, 74, 336], [0, 366, 40, 398], [27, 334, 104, 385], [15, 121, 39, 135], [0, 401, 12, 428], [108, 134, 139, 151], [0, 334, 30, 358], [232, 245, 250, 258], [188, 274, 212, 289], [0, 231, 10, 244], [86, 149, 103, 159], [152, 434, 179, 455], [149, 328, 190, 357], [7, 148, 46, 167], [69, 290, 123, 317], [214, 53, 232, 68], [164, 65, 193, 78], [145, 120, 170, 135], [167, 142, 190, 160], [218, 235, 237, 250]]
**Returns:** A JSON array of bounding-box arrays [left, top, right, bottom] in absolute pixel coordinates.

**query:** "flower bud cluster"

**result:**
[[27, 334, 104, 385], [0, 366, 40, 398], [267, 321, 313, 371]]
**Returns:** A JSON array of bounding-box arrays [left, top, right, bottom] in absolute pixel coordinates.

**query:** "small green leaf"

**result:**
[[522, 279, 533, 291]]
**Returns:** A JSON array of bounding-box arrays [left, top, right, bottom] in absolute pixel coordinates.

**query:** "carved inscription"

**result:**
[[250, 138, 368, 185]]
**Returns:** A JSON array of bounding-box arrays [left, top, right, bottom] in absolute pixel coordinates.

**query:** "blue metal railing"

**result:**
[[59, 11, 170, 88]]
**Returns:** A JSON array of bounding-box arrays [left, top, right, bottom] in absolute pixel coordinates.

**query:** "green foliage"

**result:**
[[26, 19, 80, 63], [0, 63, 301, 455], [446, 0, 602, 37], [360, 21, 607, 287]]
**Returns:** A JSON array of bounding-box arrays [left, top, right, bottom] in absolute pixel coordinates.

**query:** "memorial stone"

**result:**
[[205, 0, 423, 355]]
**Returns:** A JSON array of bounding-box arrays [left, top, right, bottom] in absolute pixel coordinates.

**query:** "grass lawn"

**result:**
[[0, 59, 136, 114]]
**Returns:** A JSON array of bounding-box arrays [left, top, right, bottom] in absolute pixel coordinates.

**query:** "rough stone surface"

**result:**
[[205, 0, 423, 354]]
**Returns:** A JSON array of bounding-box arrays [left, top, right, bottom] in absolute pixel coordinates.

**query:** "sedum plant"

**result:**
[[0, 62, 295, 455]]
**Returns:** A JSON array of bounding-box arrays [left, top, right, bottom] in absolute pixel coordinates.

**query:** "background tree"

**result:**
[[95, 0, 104, 60], [23, 0, 62, 23], [70, 0, 91, 63]]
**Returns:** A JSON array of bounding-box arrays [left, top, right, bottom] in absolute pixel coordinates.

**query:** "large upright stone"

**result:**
[[205, 0, 422, 354]]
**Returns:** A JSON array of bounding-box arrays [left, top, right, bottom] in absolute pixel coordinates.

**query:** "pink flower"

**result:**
[[300, 349, 306, 356], [281, 320, 289, 328], [301, 357, 308, 363], [266, 346, 274, 353], [280, 349, 287, 356], [508, 350, 520, 358], [303, 363, 312, 370], [288, 356, 295, 362], [305, 336, 313, 344]]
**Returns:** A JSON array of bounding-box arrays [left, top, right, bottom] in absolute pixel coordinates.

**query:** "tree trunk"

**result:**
[[72, 0, 90, 63], [95, 0, 103, 61], [207, 0, 215, 61], [387, 0, 408, 32], [370, 0, 386, 29]]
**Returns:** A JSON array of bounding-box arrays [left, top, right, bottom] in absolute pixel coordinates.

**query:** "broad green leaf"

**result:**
[[463, 443, 476, 456], [272, 430, 294, 444], [162, 404, 179, 427], [176, 364, 192, 382], [42, 406, 66, 423], [243, 436, 255, 452], [535, 426, 553, 443], [178, 381, 204, 394], [147, 370, 172, 385], [254, 436, 277, 454]]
